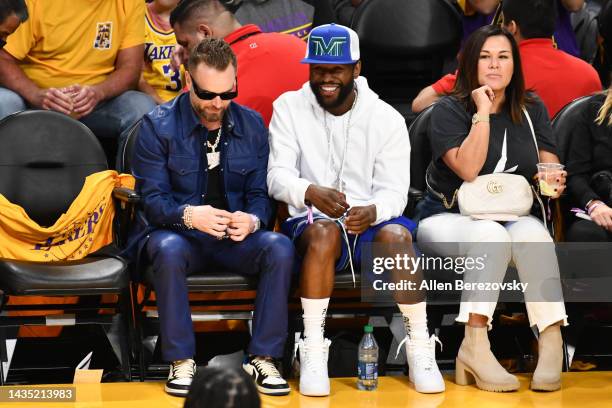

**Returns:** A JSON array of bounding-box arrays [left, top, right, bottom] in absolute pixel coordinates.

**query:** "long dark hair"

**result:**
[[452, 25, 533, 124]]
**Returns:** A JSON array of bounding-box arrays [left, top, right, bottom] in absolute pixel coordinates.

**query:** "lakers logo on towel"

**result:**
[[93, 22, 113, 50], [32, 197, 108, 261]]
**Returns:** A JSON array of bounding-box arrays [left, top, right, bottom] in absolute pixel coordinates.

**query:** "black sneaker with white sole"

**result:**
[[165, 358, 196, 397], [242, 355, 290, 396]]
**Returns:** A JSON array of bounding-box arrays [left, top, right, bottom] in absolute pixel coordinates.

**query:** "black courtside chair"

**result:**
[[551, 95, 595, 168], [551, 94, 609, 368], [0, 110, 133, 383], [405, 104, 435, 218], [351, 0, 462, 121], [551, 94, 596, 240]]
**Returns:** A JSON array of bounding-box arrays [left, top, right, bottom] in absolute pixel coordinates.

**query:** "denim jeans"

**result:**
[[145, 229, 295, 361]]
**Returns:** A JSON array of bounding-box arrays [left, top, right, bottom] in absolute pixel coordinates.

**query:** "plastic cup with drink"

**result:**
[[537, 163, 565, 197]]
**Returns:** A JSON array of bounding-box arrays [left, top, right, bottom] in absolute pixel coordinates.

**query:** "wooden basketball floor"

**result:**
[[0, 372, 611, 407]]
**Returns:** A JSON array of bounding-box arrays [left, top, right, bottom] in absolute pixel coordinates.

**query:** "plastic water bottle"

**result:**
[[357, 324, 378, 391]]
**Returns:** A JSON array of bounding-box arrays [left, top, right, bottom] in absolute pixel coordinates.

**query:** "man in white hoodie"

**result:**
[[267, 23, 445, 396]]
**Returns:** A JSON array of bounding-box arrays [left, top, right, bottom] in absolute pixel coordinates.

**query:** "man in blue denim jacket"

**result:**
[[131, 38, 294, 398]]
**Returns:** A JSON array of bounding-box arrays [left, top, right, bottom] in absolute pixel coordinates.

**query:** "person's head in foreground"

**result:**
[[183, 366, 261, 408]]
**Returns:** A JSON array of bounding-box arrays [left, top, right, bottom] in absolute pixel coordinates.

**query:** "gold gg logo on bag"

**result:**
[[487, 180, 504, 194]]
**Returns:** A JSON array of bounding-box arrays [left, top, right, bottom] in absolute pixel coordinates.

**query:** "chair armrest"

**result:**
[[552, 198, 566, 242], [408, 186, 424, 201], [112, 187, 140, 248], [113, 187, 141, 204], [404, 187, 424, 219]]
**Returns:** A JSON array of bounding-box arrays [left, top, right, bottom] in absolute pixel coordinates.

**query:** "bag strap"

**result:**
[[523, 107, 550, 231], [522, 107, 540, 162]]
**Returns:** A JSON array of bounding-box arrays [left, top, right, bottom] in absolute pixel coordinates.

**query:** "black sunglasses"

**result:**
[[191, 75, 238, 101]]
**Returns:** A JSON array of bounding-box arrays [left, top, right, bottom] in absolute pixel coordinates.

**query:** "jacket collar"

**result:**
[[224, 24, 262, 45], [178, 92, 243, 138], [519, 38, 555, 50]]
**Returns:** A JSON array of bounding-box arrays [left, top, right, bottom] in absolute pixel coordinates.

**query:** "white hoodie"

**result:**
[[267, 76, 410, 225]]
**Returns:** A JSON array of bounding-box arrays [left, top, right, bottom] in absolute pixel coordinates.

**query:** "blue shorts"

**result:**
[[281, 215, 417, 271]]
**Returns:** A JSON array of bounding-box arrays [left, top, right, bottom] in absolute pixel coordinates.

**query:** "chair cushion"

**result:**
[[334, 271, 361, 289], [0, 256, 128, 296], [144, 266, 258, 292], [143, 268, 361, 292], [551, 95, 594, 163], [352, 0, 461, 53]]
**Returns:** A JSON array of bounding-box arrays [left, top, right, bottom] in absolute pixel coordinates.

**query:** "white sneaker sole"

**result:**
[[164, 385, 190, 397], [409, 373, 446, 393], [256, 384, 291, 396], [243, 363, 291, 396], [410, 380, 446, 394], [299, 385, 330, 397]]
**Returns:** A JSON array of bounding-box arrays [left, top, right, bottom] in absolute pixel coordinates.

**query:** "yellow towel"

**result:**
[[0, 170, 134, 262]]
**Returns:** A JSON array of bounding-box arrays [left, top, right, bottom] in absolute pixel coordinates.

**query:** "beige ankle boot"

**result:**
[[531, 324, 563, 391], [455, 325, 520, 392]]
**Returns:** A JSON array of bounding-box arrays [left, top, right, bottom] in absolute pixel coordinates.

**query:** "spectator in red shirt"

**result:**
[[170, 0, 308, 125], [412, 0, 601, 118]]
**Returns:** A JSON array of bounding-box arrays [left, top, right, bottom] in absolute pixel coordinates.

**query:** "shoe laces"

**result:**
[[252, 357, 282, 378], [301, 339, 329, 374], [172, 359, 195, 379], [396, 335, 443, 370]]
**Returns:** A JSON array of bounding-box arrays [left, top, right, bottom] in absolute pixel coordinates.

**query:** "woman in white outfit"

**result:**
[[416, 25, 568, 393]]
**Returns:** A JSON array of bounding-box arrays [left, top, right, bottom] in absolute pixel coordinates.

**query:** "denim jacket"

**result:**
[[131, 93, 272, 236]]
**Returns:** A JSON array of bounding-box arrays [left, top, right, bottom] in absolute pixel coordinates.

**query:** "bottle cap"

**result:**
[[364, 324, 373, 333]]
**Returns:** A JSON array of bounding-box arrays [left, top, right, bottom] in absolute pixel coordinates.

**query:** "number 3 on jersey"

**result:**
[[162, 64, 182, 92]]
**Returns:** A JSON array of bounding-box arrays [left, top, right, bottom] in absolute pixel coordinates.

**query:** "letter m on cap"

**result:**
[[311, 36, 347, 57]]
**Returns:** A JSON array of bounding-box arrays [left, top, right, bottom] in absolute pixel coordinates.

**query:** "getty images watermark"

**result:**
[[356, 242, 612, 304], [370, 253, 528, 293]]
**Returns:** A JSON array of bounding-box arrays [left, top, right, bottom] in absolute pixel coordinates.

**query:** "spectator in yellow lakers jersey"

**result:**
[[139, 0, 185, 104], [0, 0, 156, 166]]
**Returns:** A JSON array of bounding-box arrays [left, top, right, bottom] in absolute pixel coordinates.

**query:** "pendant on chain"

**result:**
[[207, 150, 220, 169]]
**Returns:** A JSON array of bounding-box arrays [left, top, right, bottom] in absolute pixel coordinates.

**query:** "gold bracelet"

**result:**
[[182, 205, 194, 229]]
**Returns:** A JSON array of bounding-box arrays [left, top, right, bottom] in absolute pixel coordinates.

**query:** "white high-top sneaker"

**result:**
[[298, 338, 332, 396], [398, 334, 445, 393], [165, 358, 196, 397]]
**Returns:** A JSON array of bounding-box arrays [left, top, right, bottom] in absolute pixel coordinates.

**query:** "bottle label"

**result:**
[[358, 361, 378, 380]]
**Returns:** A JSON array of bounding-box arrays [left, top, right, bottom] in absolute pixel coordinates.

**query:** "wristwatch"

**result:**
[[250, 214, 260, 233], [472, 113, 490, 126]]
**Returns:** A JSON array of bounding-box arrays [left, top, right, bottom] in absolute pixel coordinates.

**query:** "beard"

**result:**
[[310, 78, 355, 111], [193, 104, 226, 124]]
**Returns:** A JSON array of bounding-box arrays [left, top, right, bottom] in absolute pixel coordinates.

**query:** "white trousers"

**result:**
[[417, 213, 568, 332]]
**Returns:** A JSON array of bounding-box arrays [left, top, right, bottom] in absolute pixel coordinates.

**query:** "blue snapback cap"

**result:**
[[302, 23, 360, 64]]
